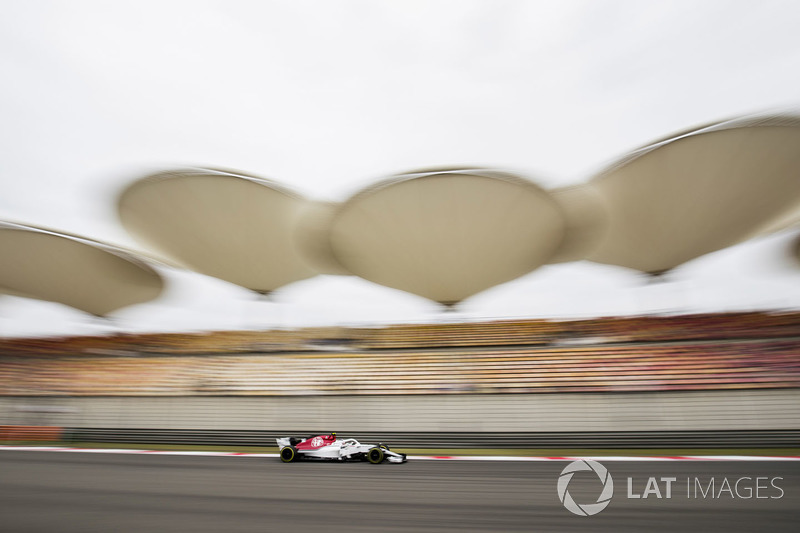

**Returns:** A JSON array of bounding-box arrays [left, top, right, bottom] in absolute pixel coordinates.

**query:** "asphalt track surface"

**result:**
[[1, 451, 798, 532]]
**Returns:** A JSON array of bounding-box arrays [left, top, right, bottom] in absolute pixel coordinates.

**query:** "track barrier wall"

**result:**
[[62, 428, 800, 448], [0, 425, 62, 442], [1, 426, 798, 448], [1, 389, 799, 447]]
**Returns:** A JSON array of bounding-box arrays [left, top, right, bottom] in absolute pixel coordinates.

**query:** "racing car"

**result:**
[[277, 433, 407, 463]]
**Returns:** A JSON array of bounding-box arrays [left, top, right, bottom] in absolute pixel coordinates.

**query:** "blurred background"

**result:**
[[1, 1, 800, 531], [1, 0, 800, 336]]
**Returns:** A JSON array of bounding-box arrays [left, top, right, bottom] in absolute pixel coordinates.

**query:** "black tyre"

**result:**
[[280, 446, 297, 463], [367, 447, 384, 464]]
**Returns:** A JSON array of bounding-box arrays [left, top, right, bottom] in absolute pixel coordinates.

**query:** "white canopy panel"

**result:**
[[118, 168, 318, 294], [0, 222, 163, 316], [587, 114, 800, 274], [328, 168, 565, 306]]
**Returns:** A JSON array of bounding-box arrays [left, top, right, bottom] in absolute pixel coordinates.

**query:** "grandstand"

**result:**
[[1, 311, 799, 446], [1, 311, 799, 397], [1, 338, 799, 397], [2, 310, 799, 355]]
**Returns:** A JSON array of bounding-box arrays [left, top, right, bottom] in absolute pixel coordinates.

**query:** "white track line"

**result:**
[[1, 446, 799, 461]]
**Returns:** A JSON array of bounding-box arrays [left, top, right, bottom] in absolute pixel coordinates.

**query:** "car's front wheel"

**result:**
[[280, 446, 297, 463], [367, 447, 384, 464]]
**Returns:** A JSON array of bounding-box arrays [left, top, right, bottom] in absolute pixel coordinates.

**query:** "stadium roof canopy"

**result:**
[[118, 168, 319, 294], [293, 200, 351, 276], [0, 221, 164, 316], [110, 112, 800, 308], [583, 114, 800, 275], [327, 168, 565, 306], [792, 233, 800, 266], [546, 184, 608, 264]]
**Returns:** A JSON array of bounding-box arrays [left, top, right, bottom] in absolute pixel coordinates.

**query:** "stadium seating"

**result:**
[[1, 312, 798, 396]]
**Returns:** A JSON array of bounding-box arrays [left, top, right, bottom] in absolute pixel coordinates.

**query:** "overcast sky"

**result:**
[[1, 0, 800, 337]]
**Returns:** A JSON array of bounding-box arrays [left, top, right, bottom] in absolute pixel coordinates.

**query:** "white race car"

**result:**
[[277, 433, 407, 464]]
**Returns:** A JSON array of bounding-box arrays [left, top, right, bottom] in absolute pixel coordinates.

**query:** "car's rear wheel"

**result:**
[[367, 447, 384, 464], [280, 446, 297, 463]]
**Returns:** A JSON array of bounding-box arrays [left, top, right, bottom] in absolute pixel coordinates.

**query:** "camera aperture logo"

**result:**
[[557, 460, 614, 516]]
